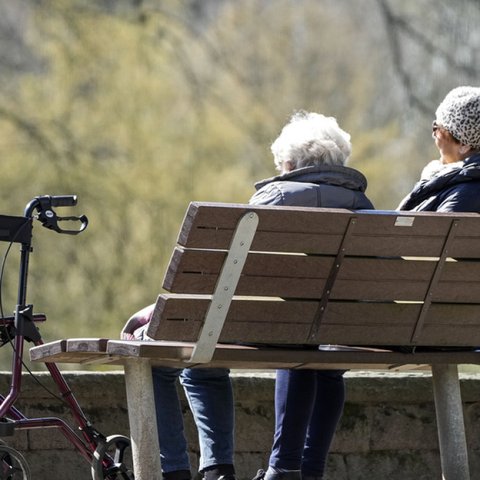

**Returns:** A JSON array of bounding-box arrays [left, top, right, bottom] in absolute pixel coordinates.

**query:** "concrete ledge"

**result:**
[[1, 371, 480, 479]]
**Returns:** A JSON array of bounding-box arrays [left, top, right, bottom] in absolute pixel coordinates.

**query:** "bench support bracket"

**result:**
[[431, 363, 470, 480], [189, 211, 259, 363], [411, 219, 459, 343], [308, 216, 357, 342]]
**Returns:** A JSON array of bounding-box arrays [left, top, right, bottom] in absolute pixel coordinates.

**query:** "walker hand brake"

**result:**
[[37, 210, 88, 235], [34, 195, 88, 235]]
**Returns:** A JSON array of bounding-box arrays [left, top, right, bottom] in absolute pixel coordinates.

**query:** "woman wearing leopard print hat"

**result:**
[[398, 86, 480, 212]]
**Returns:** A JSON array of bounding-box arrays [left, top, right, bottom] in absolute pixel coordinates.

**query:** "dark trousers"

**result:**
[[269, 369, 346, 477]]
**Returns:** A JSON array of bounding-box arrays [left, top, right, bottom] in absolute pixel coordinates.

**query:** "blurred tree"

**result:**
[[0, 0, 477, 369], [0, 0, 259, 360], [377, 0, 480, 115]]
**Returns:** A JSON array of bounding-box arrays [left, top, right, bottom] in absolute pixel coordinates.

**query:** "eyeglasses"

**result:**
[[432, 121, 460, 142]]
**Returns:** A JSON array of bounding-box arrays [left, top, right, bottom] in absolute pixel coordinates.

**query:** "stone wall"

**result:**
[[1, 371, 480, 480]]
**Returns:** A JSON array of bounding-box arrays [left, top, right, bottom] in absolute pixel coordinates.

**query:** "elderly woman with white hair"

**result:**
[[250, 111, 374, 480]]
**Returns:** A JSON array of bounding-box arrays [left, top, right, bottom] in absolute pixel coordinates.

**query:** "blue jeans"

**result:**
[[152, 367, 235, 473], [269, 369, 345, 477]]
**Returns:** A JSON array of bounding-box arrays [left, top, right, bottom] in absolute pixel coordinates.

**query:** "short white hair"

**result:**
[[271, 111, 352, 171]]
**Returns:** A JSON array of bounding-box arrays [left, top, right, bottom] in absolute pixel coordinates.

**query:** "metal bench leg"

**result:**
[[431, 364, 470, 480], [124, 358, 162, 480]]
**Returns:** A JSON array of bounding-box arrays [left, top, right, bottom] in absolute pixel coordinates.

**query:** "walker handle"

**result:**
[[50, 195, 77, 208], [29, 195, 89, 235]]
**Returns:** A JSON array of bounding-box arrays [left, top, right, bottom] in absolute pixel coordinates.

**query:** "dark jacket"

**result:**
[[249, 165, 374, 209], [398, 153, 480, 212]]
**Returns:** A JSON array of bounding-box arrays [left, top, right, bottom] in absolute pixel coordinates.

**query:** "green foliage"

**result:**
[[0, 1, 265, 361], [0, 0, 470, 369]]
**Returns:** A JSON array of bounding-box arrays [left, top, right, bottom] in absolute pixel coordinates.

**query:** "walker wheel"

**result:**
[[91, 434, 134, 480], [0, 444, 31, 480]]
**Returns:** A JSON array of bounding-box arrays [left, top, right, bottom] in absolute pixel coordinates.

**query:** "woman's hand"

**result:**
[[120, 303, 155, 339]]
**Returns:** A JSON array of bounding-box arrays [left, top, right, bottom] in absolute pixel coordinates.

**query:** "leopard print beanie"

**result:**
[[435, 86, 480, 149]]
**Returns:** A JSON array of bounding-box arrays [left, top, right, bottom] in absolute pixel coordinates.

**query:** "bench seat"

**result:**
[[31, 338, 480, 370]]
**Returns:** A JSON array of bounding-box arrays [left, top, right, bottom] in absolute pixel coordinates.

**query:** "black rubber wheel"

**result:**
[[0, 445, 31, 480], [91, 434, 134, 480]]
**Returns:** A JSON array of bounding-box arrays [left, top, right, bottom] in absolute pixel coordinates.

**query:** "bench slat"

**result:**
[[163, 248, 480, 302], [107, 341, 479, 368], [30, 340, 480, 370], [29, 339, 112, 364], [148, 296, 480, 347], [176, 203, 480, 257]]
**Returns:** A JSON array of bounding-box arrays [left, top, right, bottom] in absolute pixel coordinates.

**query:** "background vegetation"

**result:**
[[0, 0, 478, 369]]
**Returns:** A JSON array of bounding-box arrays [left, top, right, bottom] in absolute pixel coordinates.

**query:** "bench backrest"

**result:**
[[147, 202, 480, 356]]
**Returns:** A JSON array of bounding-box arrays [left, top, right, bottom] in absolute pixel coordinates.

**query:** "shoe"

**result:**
[[252, 470, 266, 480], [252, 470, 302, 480], [202, 465, 236, 480], [163, 470, 192, 480], [204, 475, 235, 480]]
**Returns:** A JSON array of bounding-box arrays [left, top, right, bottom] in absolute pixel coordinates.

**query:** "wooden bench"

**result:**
[[30, 202, 480, 480]]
